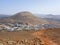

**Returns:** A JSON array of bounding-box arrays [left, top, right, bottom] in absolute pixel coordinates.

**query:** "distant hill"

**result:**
[[0, 11, 49, 25], [44, 15, 60, 22], [0, 14, 10, 18], [36, 14, 60, 22], [35, 14, 60, 28]]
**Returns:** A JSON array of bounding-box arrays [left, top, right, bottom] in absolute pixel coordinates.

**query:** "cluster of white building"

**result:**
[[0, 22, 58, 32], [0, 23, 42, 31]]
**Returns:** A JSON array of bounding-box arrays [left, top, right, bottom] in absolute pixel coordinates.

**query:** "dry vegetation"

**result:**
[[34, 28, 60, 45], [0, 28, 60, 45], [0, 30, 44, 45]]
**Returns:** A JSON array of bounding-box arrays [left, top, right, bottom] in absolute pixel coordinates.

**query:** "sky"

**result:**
[[0, 0, 60, 15]]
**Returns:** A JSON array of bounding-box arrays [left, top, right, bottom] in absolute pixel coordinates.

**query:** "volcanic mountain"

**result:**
[[0, 11, 49, 25]]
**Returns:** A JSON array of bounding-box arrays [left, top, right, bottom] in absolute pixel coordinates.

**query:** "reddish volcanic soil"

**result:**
[[33, 28, 60, 45]]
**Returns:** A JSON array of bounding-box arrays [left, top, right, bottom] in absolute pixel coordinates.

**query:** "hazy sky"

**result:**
[[0, 0, 60, 15]]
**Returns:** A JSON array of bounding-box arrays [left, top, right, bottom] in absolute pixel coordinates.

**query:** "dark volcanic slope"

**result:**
[[0, 11, 49, 25]]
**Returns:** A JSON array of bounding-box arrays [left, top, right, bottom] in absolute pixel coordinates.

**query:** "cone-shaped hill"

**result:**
[[0, 11, 49, 25]]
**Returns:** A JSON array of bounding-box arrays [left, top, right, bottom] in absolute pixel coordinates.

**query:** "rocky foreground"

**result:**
[[0, 30, 44, 45], [0, 28, 60, 45]]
